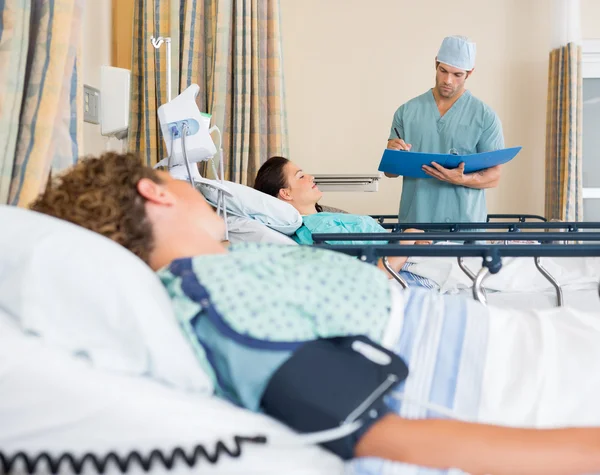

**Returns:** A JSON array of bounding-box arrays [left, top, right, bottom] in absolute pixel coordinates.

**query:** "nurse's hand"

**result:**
[[385, 139, 413, 178], [387, 139, 412, 151], [422, 162, 466, 185]]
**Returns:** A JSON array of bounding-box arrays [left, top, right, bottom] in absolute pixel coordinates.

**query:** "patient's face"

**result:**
[[158, 172, 226, 241], [282, 161, 323, 207]]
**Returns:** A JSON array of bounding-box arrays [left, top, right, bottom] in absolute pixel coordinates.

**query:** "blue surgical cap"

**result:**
[[437, 36, 476, 71]]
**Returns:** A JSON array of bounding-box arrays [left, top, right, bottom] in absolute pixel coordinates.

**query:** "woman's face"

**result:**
[[280, 161, 323, 208]]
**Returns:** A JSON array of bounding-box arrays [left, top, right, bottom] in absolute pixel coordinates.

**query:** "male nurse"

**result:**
[[386, 35, 504, 223]]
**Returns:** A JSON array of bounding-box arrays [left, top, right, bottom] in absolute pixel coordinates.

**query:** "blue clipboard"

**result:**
[[378, 146, 522, 179]]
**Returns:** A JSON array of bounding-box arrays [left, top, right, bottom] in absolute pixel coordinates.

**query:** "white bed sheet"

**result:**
[[406, 255, 600, 312], [480, 301, 600, 428], [483, 285, 600, 312]]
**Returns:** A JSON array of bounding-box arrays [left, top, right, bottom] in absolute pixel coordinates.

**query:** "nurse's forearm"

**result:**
[[355, 415, 600, 475], [462, 165, 501, 189]]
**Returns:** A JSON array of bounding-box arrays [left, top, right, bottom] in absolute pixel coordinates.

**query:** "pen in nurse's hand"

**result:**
[[394, 128, 407, 151]]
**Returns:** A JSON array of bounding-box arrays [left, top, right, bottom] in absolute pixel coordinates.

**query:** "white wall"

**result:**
[[582, 0, 600, 38], [280, 0, 554, 216], [81, 0, 597, 210], [81, 0, 112, 156]]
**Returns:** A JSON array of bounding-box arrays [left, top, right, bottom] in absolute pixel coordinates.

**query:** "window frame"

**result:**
[[582, 40, 600, 207]]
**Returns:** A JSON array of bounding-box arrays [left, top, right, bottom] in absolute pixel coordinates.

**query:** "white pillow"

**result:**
[[0, 205, 211, 393], [0, 311, 344, 474], [227, 215, 298, 245], [198, 179, 302, 235]]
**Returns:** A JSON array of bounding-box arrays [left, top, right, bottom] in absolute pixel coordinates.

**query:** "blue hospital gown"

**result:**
[[293, 212, 388, 245], [389, 89, 504, 223], [293, 212, 436, 289]]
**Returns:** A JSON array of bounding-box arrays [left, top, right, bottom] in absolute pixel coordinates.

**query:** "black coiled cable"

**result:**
[[0, 435, 268, 474]]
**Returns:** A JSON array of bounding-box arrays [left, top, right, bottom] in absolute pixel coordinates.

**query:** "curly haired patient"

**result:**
[[30, 152, 600, 475]]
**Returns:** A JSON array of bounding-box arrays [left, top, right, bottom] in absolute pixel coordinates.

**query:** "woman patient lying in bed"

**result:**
[[30, 152, 600, 475], [254, 156, 435, 287], [254, 156, 400, 246]]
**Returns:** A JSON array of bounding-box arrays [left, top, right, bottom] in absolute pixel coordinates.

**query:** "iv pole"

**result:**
[[150, 36, 172, 102]]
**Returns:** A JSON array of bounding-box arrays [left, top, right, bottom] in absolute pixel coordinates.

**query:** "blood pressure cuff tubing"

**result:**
[[261, 336, 409, 459]]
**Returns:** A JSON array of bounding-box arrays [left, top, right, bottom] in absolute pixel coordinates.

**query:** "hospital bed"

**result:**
[[190, 177, 600, 311], [4, 199, 599, 474], [312, 231, 600, 312], [191, 171, 593, 243], [9, 198, 570, 475], [0, 205, 343, 475]]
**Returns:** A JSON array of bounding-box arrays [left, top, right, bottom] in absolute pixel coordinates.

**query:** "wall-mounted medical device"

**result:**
[[100, 66, 131, 140], [156, 84, 216, 168]]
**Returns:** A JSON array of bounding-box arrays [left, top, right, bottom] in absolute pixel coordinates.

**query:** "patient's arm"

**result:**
[[376, 256, 408, 277], [355, 414, 600, 475], [376, 229, 431, 279]]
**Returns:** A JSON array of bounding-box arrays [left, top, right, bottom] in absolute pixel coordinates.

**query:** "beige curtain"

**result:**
[[207, 0, 289, 184], [545, 42, 583, 221], [0, 0, 83, 206], [128, 0, 171, 166], [129, 0, 289, 184]]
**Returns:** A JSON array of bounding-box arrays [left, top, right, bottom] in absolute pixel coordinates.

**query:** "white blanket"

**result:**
[[480, 303, 600, 428], [0, 312, 343, 475], [350, 288, 600, 475], [407, 255, 600, 294], [485, 286, 600, 312]]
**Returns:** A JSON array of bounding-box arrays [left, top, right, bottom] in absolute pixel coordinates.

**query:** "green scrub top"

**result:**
[[388, 89, 504, 223]]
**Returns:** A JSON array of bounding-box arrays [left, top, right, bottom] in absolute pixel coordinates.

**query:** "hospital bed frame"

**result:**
[[312, 231, 600, 307], [370, 213, 548, 226], [486, 214, 547, 222], [373, 221, 600, 233]]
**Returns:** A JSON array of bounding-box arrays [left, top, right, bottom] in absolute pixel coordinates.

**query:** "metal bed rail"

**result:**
[[370, 214, 401, 224], [486, 214, 547, 222], [369, 213, 548, 225], [311, 231, 600, 244], [312, 233, 600, 308], [376, 222, 600, 232]]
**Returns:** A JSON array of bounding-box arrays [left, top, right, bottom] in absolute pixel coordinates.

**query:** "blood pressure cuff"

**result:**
[[261, 336, 409, 459]]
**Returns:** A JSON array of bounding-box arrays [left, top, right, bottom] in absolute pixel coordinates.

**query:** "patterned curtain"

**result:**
[[128, 0, 171, 167], [545, 42, 584, 221], [0, 0, 83, 207], [209, 0, 289, 184], [130, 0, 289, 184]]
